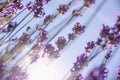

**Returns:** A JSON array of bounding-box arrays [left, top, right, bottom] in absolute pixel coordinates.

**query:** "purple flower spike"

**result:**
[[116, 66, 120, 80], [26, 1, 34, 11], [68, 33, 76, 40], [100, 24, 110, 38], [37, 29, 48, 42], [42, 0, 51, 4], [72, 23, 86, 34], [84, 0, 95, 7], [55, 36, 67, 50], [2, 22, 17, 33], [44, 44, 55, 54], [75, 73, 83, 80], [85, 64, 109, 80], [6, 66, 28, 80], [85, 41, 95, 53], [19, 33, 31, 45], [71, 54, 88, 72], [33, 6, 45, 18], [43, 15, 54, 25], [57, 4, 69, 15], [0, 60, 6, 78]]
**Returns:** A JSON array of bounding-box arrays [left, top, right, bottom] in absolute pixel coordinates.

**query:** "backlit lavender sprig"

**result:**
[[0, 59, 6, 78], [0, 0, 24, 25], [85, 64, 109, 80], [116, 66, 120, 80], [5, 65, 28, 80]]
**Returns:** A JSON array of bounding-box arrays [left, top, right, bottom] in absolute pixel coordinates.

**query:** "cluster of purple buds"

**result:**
[[37, 29, 48, 42], [75, 73, 83, 80], [71, 53, 88, 72], [6, 66, 28, 80], [41, 0, 51, 4], [85, 64, 109, 80], [57, 4, 69, 15], [43, 44, 55, 57], [96, 38, 102, 45], [115, 16, 120, 33], [72, 23, 86, 34], [12, 0, 23, 10], [84, 0, 95, 7], [43, 15, 54, 25], [29, 43, 41, 63], [55, 36, 67, 50], [2, 22, 17, 33], [68, 33, 76, 40], [85, 41, 95, 53], [72, 9, 82, 16], [0, 7, 15, 24], [31, 53, 40, 64], [26, 0, 48, 18], [116, 66, 120, 80], [33, 6, 45, 18], [100, 24, 110, 38], [100, 24, 120, 47], [18, 32, 31, 45], [0, 60, 6, 78], [26, 1, 33, 11]]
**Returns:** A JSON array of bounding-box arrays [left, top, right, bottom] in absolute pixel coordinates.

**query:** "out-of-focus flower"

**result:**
[[71, 54, 88, 72], [44, 44, 55, 54], [0, 59, 6, 78], [116, 66, 120, 80], [55, 36, 67, 50], [96, 38, 102, 45], [43, 15, 54, 25], [85, 64, 109, 80], [84, 0, 95, 7], [26, 1, 33, 11], [57, 4, 69, 15], [75, 73, 83, 80], [19, 32, 31, 45], [72, 23, 86, 34], [68, 33, 76, 40], [37, 29, 48, 42], [72, 9, 82, 16], [2, 22, 17, 33], [33, 6, 45, 18], [85, 41, 95, 53], [6, 66, 28, 80]]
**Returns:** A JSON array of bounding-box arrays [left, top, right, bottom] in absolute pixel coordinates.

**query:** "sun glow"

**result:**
[[27, 59, 59, 80]]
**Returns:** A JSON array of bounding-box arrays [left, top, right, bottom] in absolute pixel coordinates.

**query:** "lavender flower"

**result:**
[[85, 64, 109, 80], [57, 4, 69, 15], [55, 36, 67, 50], [37, 29, 48, 42], [19, 32, 31, 45], [43, 44, 55, 57], [75, 73, 83, 80], [72, 23, 86, 34], [2, 22, 17, 32], [6, 66, 28, 80], [43, 15, 54, 25], [0, 60, 6, 78], [116, 66, 120, 80], [71, 54, 88, 72], [85, 41, 95, 53], [84, 0, 95, 7], [68, 33, 76, 40], [100, 24, 110, 38]]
